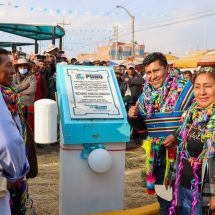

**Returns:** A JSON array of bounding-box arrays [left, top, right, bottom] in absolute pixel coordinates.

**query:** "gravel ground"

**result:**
[[27, 145, 156, 215]]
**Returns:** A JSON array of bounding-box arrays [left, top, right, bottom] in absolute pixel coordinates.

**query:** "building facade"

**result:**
[[110, 42, 145, 60]]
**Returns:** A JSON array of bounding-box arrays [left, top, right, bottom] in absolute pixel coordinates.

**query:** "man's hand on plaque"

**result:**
[[128, 104, 139, 118]]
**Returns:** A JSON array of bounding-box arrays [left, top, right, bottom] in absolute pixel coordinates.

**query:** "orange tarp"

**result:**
[[165, 54, 179, 61], [197, 55, 215, 66], [173, 49, 215, 68], [173, 55, 203, 68], [198, 55, 215, 62]]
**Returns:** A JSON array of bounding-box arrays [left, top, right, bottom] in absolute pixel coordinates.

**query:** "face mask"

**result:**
[[18, 68, 28, 75]]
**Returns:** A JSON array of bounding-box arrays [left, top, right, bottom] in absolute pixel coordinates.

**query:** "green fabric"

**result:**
[[0, 42, 35, 48], [0, 23, 65, 40]]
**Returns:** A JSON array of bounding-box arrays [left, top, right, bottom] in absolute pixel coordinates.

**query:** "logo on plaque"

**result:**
[[76, 74, 85, 80]]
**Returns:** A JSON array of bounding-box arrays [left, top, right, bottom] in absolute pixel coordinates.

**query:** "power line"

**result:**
[[117, 10, 215, 39], [116, 7, 215, 36], [65, 10, 215, 51], [65, 6, 215, 51], [137, 10, 215, 32], [136, 7, 215, 29], [123, 0, 138, 7]]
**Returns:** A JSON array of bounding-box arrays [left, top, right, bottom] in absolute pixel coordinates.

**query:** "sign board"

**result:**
[[64, 67, 123, 119]]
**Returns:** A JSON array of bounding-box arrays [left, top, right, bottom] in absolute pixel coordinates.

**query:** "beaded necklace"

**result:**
[[169, 102, 215, 215], [141, 68, 187, 116], [141, 68, 188, 195]]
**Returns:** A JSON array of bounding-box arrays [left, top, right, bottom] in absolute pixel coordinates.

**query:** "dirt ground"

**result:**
[[28, 145, 156, 215]]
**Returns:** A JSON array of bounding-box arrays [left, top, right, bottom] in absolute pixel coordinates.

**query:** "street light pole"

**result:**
[[116, 5, 135, 56], [132, 15, 135, 57], [113, 26, 119, 60]]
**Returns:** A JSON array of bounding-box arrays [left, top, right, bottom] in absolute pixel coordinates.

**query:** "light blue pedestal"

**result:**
[[57, 65, 130, 215]]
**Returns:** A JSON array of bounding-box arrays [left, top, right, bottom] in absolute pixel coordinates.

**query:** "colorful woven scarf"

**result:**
[[169, 102, 215, 215], [142, 136, 177, 195], [139, 68, 191, 195], [140, 68, 187, 116], [0, 84, 23, 116]]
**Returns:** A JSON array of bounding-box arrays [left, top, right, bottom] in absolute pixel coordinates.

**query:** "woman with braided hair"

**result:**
[[163, 67, 215, 215]]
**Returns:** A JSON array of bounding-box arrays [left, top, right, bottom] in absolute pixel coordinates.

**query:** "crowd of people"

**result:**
[[0, 47, 214, 215]]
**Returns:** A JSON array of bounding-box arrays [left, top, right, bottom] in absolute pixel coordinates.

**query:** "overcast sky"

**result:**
[[0, 0, 215, 58]]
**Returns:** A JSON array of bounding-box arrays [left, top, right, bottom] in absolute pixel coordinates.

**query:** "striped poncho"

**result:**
[[138, 68, 194, 194]]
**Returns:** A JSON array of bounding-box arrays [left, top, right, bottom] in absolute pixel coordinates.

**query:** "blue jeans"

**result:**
[[155, 166, 171, 215], [157, 195, 171, 215], [179, 185, 202, 215]]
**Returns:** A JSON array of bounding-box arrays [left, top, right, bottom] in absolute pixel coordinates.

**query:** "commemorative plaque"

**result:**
[[64, 67, 123, 119]]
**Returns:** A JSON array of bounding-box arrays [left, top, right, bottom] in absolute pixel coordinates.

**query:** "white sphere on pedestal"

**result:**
[[88, 149, 112, 173]]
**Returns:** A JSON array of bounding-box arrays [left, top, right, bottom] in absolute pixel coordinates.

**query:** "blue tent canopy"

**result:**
[[0, 23, 65, 40], [0, 23, 65, 53]]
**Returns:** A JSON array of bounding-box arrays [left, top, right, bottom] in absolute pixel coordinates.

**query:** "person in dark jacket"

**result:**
[[124, 63, 144, 145], [115, 68, 126, 97], [38, 60, 50, 95], [119, 64, 126, 75], [124, 63, 144, 111]]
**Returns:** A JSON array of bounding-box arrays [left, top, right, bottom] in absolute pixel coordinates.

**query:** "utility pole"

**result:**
[[132, 16, 135, 56], [108, 36, 112, 46], [57, 17, 71, 50], [113, 25, 118, 60]]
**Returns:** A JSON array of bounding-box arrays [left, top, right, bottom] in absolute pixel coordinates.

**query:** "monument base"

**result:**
[[59, 140, 126, 215]]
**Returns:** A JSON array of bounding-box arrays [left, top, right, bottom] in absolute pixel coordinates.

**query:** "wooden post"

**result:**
[[35, 40, 38, 54], [52, 26, 56, 45]]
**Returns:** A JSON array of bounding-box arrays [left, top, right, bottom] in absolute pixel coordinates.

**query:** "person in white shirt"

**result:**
[[0, 48, 29, 215]]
